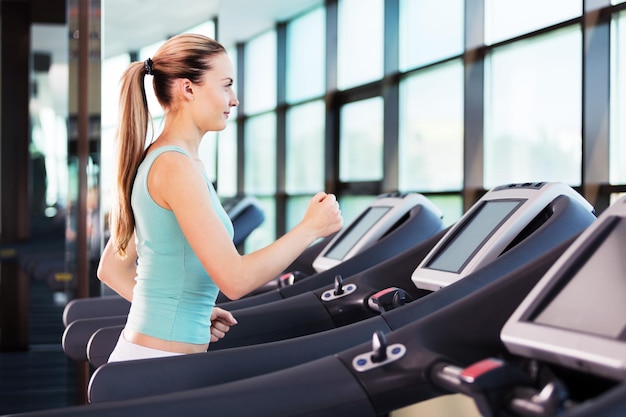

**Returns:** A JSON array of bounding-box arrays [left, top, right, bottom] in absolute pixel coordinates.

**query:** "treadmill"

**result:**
[[80, 182, 596, 403], [7, 199, 592, 417]]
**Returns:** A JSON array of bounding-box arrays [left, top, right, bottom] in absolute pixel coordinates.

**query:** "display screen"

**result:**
[[533, 217, 626, 339], [324, 206, 391, 260], [425, 200, 523, 273]]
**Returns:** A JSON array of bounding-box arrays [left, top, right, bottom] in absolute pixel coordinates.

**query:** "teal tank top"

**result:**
[[126, 145, 234, 344]]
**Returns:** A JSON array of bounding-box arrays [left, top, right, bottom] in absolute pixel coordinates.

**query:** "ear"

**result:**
[[176, 78, 195, 101]]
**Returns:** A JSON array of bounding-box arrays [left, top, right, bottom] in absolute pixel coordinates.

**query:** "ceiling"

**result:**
[[33, 0, 322, 63]]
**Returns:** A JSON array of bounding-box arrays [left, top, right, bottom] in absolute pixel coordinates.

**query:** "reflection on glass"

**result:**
[[484, 27, 582, 188], [287, 7, 325, 103], [485, 0, 582, 45], [611, 11, 626, 184], [339, 97, 383, 181], [286, 100, 325, 193], [30, 24, 69, 217], [399, 0, 463, 70], [337, 0, 383, 90], [244, 30, 277, 115], [399, 60, 463, 192], [245, 113, 276, 194]]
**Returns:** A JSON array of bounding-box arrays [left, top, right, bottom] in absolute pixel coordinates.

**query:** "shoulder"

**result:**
[[146, 147, 207, 202], [148, 147, 195, 178]]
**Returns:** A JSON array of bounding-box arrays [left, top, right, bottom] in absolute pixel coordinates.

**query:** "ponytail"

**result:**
[[109, 61, 152, 258]]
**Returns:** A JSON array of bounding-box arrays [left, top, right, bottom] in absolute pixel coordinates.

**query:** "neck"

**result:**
[[155, 117, 203, 159]]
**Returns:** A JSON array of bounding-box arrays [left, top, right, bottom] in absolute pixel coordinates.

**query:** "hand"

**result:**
[[301, 191, 343, 239], [209, 307, 238, 343]]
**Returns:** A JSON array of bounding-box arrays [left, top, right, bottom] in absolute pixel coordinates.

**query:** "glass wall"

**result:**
[[484, 26, 582, 188], [98, 0, 626, 255], [399, 0, 463, 70], [339, 97, 384, 182], [399, 61, 464, 192], [337, 0, 384, 90], [484, 0, 582, 45]]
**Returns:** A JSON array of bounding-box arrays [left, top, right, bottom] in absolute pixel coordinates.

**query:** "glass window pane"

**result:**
[[338, 195, 380, 226], [224, 45, 239, 105], [339, 97, 384, 181], [286, 195, 314, 231], [217, 121, 238, 197], [199, 132, 217, 184], [184, 20, 216, 38], [485, 0, 582, 45], [287, 7, 325, 103], [286, 100, 325, 193], [244, 113, 276, 194], [244, 197, 276, 253], [427, 195, 463, 228], [244, 31, 277, 114], [484, 27, 582, 188], [611, 11, 626, 184], [399, 60, 464, 192], [399, 0, 463, 70], [337, 0, 384, 90]]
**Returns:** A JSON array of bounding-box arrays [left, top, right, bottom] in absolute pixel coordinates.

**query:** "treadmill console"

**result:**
[[502, 194, 626, 382], [312, 192, 442, 273], [411, 182, 593, 291]]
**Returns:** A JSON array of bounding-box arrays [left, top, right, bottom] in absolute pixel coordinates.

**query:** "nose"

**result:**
[[230, 92, 239, 107]]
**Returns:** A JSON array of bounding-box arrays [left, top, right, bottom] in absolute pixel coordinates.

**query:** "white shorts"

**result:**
[[107, 330, 183, 363]]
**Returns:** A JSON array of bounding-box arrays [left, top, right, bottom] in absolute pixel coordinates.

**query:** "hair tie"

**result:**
[[144, 58, 154, 76]]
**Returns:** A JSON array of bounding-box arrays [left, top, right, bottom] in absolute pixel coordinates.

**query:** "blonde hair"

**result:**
[[109, 34, 226, 257]]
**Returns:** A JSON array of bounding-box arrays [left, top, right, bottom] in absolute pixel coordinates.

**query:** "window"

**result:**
[[216, 122, 238, 196], [399, 60, 464, 192], [484, 0, 582, 45], [244, 31, 277, 115], [337, 0, 383, 90], [484, 26, 582, 188], [399, 0, 463, 71], [339, 97, 384, 181], [286, 7, 325, 103], [245, 197, 276, 253], [286, 100, 325, 193], [198, 132, 218, 184], [244, 113, 277, 194]]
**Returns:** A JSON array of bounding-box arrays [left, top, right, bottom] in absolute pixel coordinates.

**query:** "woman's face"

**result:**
[[191, 52, 239, 132]]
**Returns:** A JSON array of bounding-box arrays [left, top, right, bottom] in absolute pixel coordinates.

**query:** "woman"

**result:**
[[98, 34, 343, 362]]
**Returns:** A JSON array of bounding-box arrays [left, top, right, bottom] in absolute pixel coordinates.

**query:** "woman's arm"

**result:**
[[96, 234, 138, 302], [150, 152, 343, 300]]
